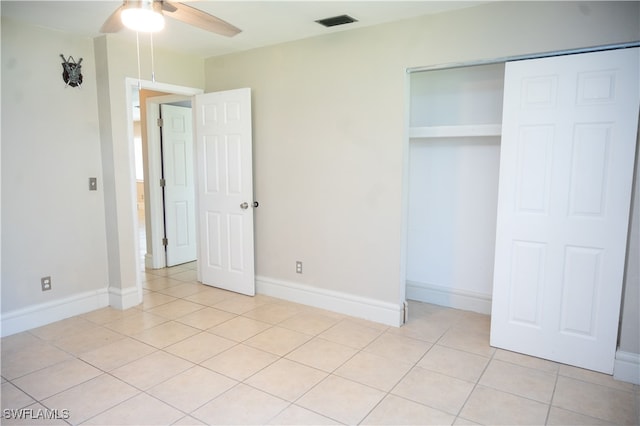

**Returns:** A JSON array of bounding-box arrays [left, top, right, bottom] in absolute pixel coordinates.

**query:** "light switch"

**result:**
[[89, 177, 97, 191]]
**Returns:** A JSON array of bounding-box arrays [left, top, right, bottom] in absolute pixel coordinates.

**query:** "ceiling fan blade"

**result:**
[[163, 1, 241, 37], [100, 4, 125, 33], [160, 1, 177, 13]]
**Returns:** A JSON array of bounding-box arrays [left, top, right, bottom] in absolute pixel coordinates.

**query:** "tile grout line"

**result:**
[[45, 279, 237, 424], [95, 280, 221, 422], [253, 318, 369, 425], [244, 317, 391, 425], [185, 294, 336, 424], [179, 305, 370, 425], [544, 364, 561, 425], [355, 320, 458, 424], [451, 339, 496, 424], [73, 372, 146, 425]]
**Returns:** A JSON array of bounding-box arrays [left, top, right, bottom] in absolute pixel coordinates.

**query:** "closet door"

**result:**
[[490, 48, 639, 373]]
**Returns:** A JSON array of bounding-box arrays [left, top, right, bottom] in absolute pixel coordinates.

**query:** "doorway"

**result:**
[[144, 94, 197, 269], [132, 89, 196, 269], [124, 78, 203, 292]]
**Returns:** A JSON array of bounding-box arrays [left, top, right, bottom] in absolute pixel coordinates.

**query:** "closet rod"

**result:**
[[406, 41, 640, 73]]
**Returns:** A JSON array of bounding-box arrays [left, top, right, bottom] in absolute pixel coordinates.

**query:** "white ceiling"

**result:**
[[1, 0, 485, 58]]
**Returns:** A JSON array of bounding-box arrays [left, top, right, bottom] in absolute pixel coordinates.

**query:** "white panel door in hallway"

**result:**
[[490, 48, 639, 373], [194, 88, 255, 296], [161, 104, 197, 267]]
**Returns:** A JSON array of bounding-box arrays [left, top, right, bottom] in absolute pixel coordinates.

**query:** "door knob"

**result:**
[[240, 202, 249, 209], [252, 201, 259, 208]]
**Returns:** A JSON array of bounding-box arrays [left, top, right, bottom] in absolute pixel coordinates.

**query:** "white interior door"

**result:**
[[161, 104, 197, 267], [490, 48, 639, 373], [194, 88, 255, 296]]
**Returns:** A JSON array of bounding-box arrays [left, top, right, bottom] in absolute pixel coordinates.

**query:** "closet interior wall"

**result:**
[[406, 63, 505, 314]]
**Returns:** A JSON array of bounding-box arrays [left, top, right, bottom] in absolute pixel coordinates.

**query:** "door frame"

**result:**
[[124, 78, 203, 292], [145, 94, 195, 269]]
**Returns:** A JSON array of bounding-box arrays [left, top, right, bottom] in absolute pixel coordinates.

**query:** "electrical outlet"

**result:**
[[41, 276, 52, 291], [296, 261, 303, 274]]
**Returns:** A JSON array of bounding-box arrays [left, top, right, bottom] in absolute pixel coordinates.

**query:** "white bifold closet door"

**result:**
[[490, 47, 639, 373]]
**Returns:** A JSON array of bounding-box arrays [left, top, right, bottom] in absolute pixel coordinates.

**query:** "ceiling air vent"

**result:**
[[315, 14, 358, 28]]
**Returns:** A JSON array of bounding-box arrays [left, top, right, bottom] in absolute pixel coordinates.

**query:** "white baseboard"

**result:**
[[406, 280, 492, 315], [256, 276, 404, 327], [1, 289, 110, 337], [108, 285, 141, 310], [145, 253, 156, 270], [614, 350, 640, 384]]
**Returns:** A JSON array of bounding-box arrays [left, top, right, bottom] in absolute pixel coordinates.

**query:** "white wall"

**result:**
[[1, 18, 109, 332], [406, 137, 501, 312], [202, 1, 640, 324]]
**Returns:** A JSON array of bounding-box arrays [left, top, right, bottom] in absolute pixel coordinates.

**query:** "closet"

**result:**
[[406, 63, 505, 315], [405, 47, 639, 373]]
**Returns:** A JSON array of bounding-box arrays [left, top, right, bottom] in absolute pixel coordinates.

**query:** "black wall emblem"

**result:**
[[60, 54, 83, 88]]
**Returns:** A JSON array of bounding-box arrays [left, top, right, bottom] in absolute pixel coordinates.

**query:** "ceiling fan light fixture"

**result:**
[[121, 1, 165, 32]]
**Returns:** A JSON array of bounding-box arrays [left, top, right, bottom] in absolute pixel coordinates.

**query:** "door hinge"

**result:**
[[157, 118, 163, 127], [162, 238, 168, 247], [160, 178, 166, 187]]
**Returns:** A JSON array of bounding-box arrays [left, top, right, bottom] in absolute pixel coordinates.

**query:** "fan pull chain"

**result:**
[[135, 31, 142, 90], [150, 32, 156, 83]]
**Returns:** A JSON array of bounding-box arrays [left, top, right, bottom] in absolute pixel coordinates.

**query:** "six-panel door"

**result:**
[[194, 88, 255, 296], [161, 103, 197, 267], [490, 48, 639, 373]]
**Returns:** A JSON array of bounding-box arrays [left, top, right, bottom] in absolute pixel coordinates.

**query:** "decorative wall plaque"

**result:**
[[60, 54, 83, 88]]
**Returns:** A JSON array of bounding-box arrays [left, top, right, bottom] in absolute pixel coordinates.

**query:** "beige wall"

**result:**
[[203, 0, 640, 342], [1, 16, 204, 330], [1, 18, 108, 312]]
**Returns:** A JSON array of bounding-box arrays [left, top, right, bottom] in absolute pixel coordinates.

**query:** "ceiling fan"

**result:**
[[100, 0, 241, 37]]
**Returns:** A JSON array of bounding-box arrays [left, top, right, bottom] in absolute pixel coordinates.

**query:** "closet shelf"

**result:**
[[409, 124, 502, 139]]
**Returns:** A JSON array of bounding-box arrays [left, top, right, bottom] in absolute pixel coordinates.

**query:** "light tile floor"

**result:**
[[2, 262, 639, 425]]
